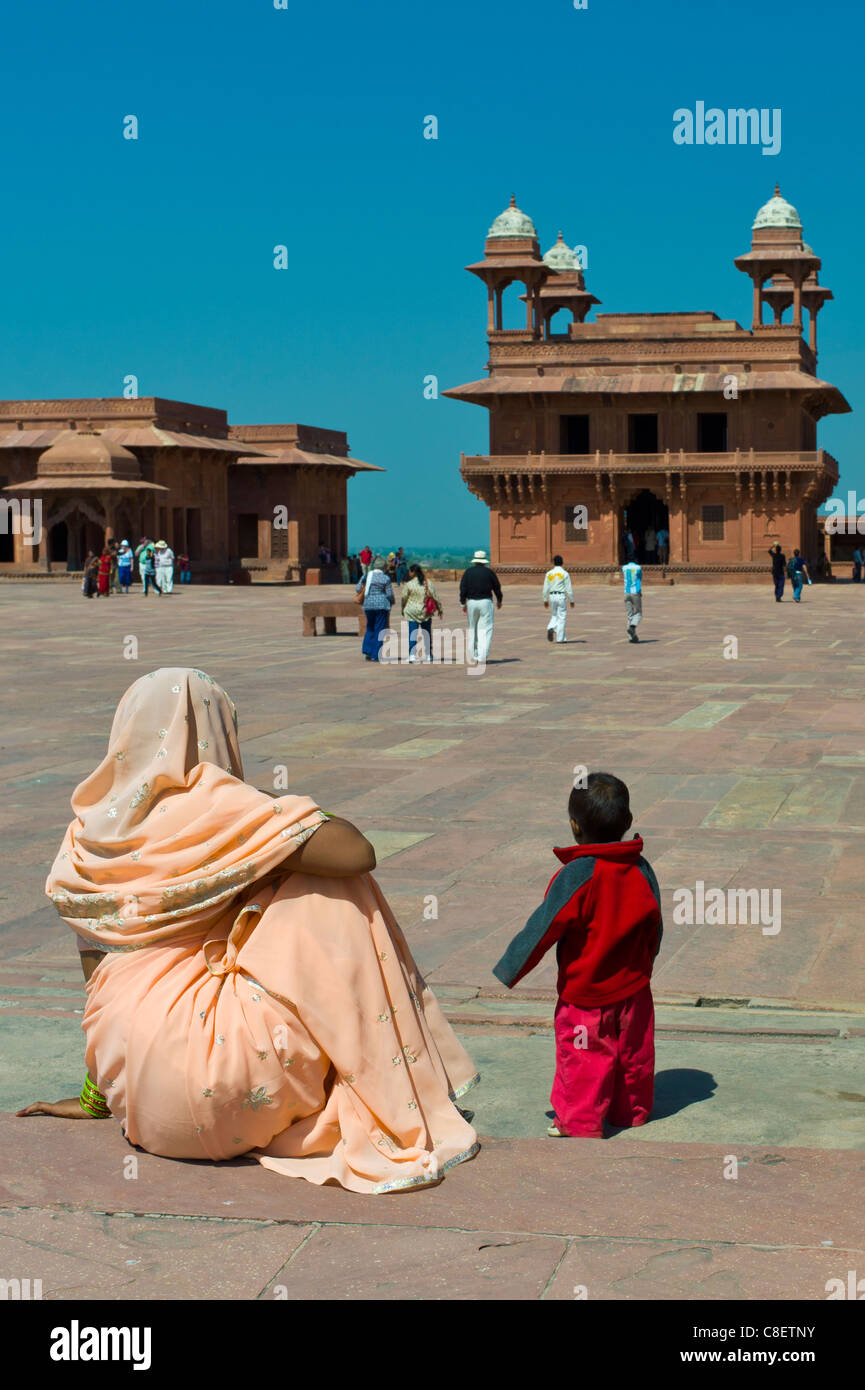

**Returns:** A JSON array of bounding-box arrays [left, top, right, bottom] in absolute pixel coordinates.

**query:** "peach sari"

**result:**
[[47, 668, 479, 1193]]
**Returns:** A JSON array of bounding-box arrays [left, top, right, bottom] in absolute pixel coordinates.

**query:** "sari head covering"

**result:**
[[47, 668, 325, 953]]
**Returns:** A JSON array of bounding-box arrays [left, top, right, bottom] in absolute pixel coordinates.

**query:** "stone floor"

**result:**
[[2, 579, 864, 1299]]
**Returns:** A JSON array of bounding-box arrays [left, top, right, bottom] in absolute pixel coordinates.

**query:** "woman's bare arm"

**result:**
[[290, 816, 376, 877]]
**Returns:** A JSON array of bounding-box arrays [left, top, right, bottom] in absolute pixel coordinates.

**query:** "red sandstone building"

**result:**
[[446, 189, 849, 582], [0, 397, 379, 581]]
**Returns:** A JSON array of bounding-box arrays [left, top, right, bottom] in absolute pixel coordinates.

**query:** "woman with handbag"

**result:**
[[355, 555, 394, 662], [401, 563, 441, 663]]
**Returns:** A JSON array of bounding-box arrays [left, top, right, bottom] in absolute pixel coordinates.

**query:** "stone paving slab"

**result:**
[[1, 1111, 861, 1253], [543, 1239, 853, 1302], [0, 1207, 314, 1301]]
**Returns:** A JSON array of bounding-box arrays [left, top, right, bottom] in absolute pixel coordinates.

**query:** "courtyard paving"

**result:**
[[1, 578, 863, 1299]]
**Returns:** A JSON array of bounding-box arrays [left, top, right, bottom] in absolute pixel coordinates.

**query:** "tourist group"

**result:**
[[81, 538, 191, 598]]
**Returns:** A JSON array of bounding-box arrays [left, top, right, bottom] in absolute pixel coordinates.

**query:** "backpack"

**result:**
[[786, 557, 797, 579]]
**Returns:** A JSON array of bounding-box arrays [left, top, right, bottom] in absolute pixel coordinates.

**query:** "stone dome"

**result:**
[[488, 194, 537, 239], [752, 186, 802, 231], [543, 232, 577, 271], [37, 428, 140, 478]]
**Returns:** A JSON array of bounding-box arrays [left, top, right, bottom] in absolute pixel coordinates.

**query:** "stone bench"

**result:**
[[302, 600, 365, 636]]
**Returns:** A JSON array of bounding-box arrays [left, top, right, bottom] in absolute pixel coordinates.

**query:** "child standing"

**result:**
[[493, 772, 662, 1138]]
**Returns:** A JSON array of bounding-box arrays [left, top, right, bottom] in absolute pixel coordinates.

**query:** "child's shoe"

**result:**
[[546, 1122, 565, 1137]]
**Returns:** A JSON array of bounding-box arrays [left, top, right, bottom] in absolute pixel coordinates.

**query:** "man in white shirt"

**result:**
[[155, 540, 175, 594], [542, 555, 574, 643], [622, 560, 643, 643]]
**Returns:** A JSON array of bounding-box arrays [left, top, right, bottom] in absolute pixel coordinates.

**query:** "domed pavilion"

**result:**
[[446, 189, 849, 582]]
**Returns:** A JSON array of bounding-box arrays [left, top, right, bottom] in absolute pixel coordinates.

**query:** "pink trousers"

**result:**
[[551, 984, 654, 1137]]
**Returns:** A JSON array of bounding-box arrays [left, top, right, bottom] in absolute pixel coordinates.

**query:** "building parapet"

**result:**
[[461, 449, 839, 477]]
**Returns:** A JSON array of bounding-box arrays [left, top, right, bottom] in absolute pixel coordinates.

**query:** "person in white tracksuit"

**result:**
[[542, 555, 574, 643], [155, 540, 175, 594]]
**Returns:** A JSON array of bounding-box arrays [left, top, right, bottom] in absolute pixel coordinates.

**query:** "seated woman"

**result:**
[[17, 668, 479, 1194]]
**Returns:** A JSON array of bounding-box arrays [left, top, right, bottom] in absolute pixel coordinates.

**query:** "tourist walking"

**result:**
[[356, 555, 394, 662], [459, 550, 502, 665], [81, 551, 98, 598], [769, 543, 786, 602], [656, 526, 669, 565], [360, 544, 372, 577], [138, 540, 159, 597], [155, 540, 175, 594], [339, 555, 350, 584], [401, 562, 442, 662], [787, 549, 811, 602], [17, 668, 479, 1195], [853, 547, 862, 583], [542, 555, 574, 644], [109, 540, 121, 595], [623, 558, 643, 642], [492, 771, 661, 1138], [116, 539, 134, 594], [178, 553, 191, 584], [96, 546, 112, 598], [644, 525, 657, 565]]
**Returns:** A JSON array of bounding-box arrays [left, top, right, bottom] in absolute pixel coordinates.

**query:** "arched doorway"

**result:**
[[50, 521, 69, 564], [622, 489, 669, 564]]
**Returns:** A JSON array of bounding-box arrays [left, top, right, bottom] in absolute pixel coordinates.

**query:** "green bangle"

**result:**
[[80, 1074, 110, 1117]]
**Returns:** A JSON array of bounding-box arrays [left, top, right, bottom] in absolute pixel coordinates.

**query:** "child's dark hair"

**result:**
[[568, 772, 633, 843]]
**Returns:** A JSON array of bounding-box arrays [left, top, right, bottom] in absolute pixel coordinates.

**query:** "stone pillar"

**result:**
[[735, 477, 746, 561], [608, 477, 619, 564], [487, 284, 495, 333], [752, 277, 762, 329], [679, 476, 689, 562], [792, 275, 803, 330]]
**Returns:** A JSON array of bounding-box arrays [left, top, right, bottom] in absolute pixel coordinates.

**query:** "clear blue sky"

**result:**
[[1, 0, 861, 547]]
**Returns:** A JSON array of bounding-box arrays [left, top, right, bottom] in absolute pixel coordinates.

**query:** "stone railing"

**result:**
[[462, 449, 839, 477]]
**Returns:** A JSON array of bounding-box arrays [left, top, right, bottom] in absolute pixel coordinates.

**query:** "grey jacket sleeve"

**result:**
[[492, 857, 595, 988], [637, 856, 664, 956]]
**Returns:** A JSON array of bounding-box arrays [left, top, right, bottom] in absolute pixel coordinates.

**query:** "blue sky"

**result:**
[[1, 0, 861, 547]]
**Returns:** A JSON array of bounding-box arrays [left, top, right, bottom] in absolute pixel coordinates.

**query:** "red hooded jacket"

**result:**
[[493, 836, 662, 1007]]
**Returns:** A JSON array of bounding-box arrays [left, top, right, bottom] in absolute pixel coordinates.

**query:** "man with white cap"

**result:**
[[542, 554, 574, 643], [459, 550, 502, 665], [155, 539, 175, 594]]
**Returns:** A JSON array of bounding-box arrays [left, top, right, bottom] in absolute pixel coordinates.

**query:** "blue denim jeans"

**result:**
[[408, 619, 432, 659]]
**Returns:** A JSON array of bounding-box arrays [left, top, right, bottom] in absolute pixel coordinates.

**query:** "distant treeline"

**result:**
[[353, 546, 477, 568]]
